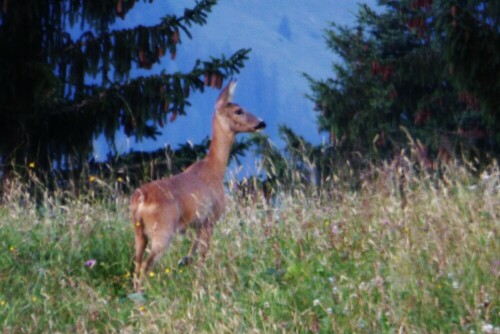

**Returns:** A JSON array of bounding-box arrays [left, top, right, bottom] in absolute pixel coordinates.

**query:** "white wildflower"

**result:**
[[480, 323, 500, 334]]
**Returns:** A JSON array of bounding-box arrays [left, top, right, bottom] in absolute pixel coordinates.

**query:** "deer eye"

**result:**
[[235, 109, 244, 115]]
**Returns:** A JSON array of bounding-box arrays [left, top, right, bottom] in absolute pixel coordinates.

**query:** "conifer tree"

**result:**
[[435, 0, 500, 141], [306, 0, 500, 163], [0, 0, 250, 172]]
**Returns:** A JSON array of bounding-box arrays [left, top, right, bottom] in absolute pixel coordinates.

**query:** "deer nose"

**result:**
[[255, 120, 266, 130]]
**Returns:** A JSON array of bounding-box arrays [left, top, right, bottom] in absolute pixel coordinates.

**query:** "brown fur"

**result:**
[[130, 81, 265, 291]]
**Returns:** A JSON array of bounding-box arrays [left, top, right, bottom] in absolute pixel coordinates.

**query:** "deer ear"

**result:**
[[215, 80, 237, 110], [227, 80, 237, 101]]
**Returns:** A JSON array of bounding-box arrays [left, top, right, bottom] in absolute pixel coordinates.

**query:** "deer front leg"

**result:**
[[177, 236, 200, 267], [178, 229, 200, 267], [178, 219, 214, 267], [198, 220, 214, 263]]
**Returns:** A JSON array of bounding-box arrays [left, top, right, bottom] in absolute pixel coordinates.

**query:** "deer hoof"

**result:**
[[178, 256, 193, 267]]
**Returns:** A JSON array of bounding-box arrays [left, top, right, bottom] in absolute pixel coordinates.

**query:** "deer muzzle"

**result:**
[[254, 120, 266, 131]]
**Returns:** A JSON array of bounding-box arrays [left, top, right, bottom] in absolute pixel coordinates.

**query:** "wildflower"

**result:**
[[117, 177, 124, 183], [452, 281, 459, 289], [165, 268, 171, 274], [313, 299, 320, 307], [492, 260, 500, 275], [481, 323, 495, 334], [9, 246, 15, 252], [89, 176, 96, 182], [480, 172, 491, 182], [0, 300, 6, 306], [32, 296, 38, 302], [149, 271, 155, 278], [263, 302, 270, 309], [326, 307, 333, 315], [179, 269, 183, 273], [328, 276, 335, 284], [85, 259, 97, 268], [124, 272, 131, 279], [29, 162, 35, 169], [138, 305, 146, 312], [331, 225, 339, 235]]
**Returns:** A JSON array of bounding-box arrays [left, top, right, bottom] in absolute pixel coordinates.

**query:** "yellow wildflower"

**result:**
[[165, 268, 171, 274], [89, 176, 96, 182], [28, 162, 35, 169], [149, 271, 155, 278]]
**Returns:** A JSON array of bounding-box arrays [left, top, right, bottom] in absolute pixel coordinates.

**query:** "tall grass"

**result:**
[[0, 162, 498, 333]]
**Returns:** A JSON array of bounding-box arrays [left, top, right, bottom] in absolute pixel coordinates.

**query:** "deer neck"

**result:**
[[206, 116, 234, 180]]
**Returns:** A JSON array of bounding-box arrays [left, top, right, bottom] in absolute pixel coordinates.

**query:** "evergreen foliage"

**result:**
[[0, 0, 250, 172], [90, 135, 255, 188], [306, 0, 500, 164], [435, 0, 500, 125]]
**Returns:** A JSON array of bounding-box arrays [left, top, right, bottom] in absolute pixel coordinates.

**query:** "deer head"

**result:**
[[214, 80, 266, 134]]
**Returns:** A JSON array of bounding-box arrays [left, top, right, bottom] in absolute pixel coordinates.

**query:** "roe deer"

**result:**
[[130, 80, 266, 291]]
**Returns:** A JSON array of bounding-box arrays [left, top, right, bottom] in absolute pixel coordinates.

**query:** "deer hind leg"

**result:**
[[133, 222, 148, 292], [139, 227, 175, 286]]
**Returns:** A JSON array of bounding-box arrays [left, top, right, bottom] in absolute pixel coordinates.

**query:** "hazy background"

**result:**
[[93, 0, 378, 175]]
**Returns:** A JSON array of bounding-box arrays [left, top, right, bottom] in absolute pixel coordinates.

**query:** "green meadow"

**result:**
[[1, 165, 498, 333]]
